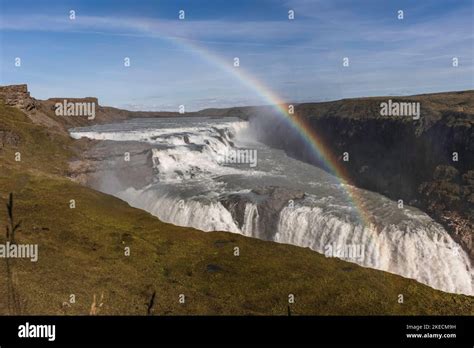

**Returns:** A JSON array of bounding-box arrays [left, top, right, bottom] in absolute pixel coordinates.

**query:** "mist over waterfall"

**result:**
[[244, 109, 330, 172], [70, 117, 473, 296]]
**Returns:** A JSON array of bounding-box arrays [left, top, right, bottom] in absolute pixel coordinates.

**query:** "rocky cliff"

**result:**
[[0, 84, 187, 134], [0, 84, 36, 111], [245, 91, 474, 261]]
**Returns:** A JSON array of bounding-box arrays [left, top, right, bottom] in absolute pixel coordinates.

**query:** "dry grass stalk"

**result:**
[[89, 292, 104, 315]]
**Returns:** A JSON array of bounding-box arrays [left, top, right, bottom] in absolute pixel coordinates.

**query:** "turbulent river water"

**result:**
[[70, 117, 473, 295]]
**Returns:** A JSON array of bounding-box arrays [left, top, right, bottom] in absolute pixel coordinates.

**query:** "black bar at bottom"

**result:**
[[0, 316, 471, 346]]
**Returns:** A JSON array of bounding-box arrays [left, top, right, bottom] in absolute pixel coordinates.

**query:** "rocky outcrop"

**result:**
[[0, 84, 197, 133], [0, 84, 36, 111], [0, 84, 67, 133], [221, 186, 305, 239]]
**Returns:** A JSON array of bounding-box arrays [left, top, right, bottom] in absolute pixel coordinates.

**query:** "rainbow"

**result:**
[[168, 37, 374, 227]]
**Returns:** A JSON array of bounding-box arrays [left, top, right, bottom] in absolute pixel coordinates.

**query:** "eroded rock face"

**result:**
[[0, 84, 68, 133], [221, 186, 305, 239], [0, 84, 37, 111], [419, 166, 474, 260]]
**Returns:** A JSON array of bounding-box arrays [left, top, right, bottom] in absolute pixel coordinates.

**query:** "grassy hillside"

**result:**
[[0, 101, 472, 315]]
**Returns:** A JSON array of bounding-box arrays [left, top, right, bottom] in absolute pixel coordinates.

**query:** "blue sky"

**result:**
[[1, 0, 473, 111]]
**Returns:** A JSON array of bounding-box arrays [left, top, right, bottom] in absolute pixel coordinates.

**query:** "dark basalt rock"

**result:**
[[220, 186, 305, 240]]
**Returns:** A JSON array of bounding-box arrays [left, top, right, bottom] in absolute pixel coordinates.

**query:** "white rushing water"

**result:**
[[70, 117, 473, 295]]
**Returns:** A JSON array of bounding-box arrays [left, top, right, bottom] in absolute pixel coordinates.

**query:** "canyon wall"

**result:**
[[247, 91, 474, 260]]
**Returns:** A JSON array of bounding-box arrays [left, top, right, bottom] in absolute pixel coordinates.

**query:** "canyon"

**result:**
[[1, 84, 473, 262]]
